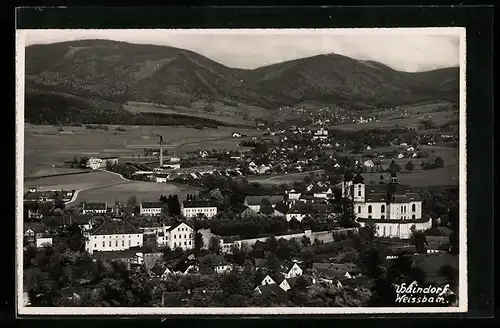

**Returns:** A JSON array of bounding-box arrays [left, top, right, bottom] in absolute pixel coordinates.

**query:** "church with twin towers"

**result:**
[[342, 171, 431, 239]]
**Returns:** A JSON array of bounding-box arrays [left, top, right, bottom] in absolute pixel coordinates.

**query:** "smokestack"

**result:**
[[159, 135, 163, 168]]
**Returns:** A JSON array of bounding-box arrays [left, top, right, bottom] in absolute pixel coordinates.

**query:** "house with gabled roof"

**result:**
[[282, 262, 303, 279], [24, 222, 49, 245], [260, 275, 276, 286], [156, 222, 194, 250], [151, 262, 173, 280], [254, 283, 287, 297], [244, 195, 285, 213]]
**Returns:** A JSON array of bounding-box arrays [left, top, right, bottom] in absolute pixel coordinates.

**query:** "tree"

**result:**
[[301, 235, 311, 248], [168, 195, 181, 216], [288, 218, 300, 230], [194, 232, 204, 257], [389, 160, 400, 172], [208, 236, 221, 255], [434, 157, 445, 168], [410, 227, 428, 254], [127, 196, 138, 208], [363, 219, 377, 243], [260, 200, 274, 215], [404, 161, 415, 172], [264, 253, 281, 280]]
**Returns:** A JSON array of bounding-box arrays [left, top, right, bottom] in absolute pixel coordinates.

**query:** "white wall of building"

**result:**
[[183, 207, 218, 218], [359, 218, 432, 239], [140, 207, 162, 216], [156, 223, 194, 250], [85, 233, 144, 254], [36, 237, 53, 248]]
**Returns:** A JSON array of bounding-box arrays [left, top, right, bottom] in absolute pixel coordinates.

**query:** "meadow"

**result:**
[[70, 181, 200, 206], [331, 102, 459, 132], [124, 101, 271, 126], [24, 123, 262, 176], [23, 170, 125, 193], [250, 164, 459, 187]]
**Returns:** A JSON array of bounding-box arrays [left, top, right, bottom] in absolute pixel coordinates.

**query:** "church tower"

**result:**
[[341, 170, 354, 200], [353, 172, 365, 203]]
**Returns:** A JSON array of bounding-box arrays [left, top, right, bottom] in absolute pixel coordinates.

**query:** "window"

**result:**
[[381, 215, 385, 220], [358, 206, 361, 214], [368, 205, 372, 214], [189, 241, 192, 245], [129, 240, 131, 246], [358, 184, 361, 188], [94, 244, 97, 248], [412, 204, 416, 212], [381, 205, 385, 212], [401, 216, 403, 220], [389, 226, 392, 235], [383, 226, 386, 236], [122, 240, 124, 246], [109, 241, 111, 247], [174, 242, 177, 247], [184, 241, 186, 246], [174, 235, 176, 239], [401, 206, 403, 212], [404, 206, 407, 213], [358, 190, 361, 197], [102, 241, 105, 247], [137, 241, 139, 245], [368, 215, 372, 219], [412, 214, 416, 219], [115, 241, 118, 247]]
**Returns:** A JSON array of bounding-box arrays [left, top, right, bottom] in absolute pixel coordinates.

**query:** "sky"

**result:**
[[22, 29, 462, 72]]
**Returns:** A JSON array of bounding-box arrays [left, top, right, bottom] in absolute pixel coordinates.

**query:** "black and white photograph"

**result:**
[[16, 28, 467, 315]]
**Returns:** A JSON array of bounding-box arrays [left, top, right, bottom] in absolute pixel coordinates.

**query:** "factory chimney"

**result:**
[[159, 135, 163, 168]]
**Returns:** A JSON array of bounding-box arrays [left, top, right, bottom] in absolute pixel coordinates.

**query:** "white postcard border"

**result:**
[[15, 27, 468, 316]]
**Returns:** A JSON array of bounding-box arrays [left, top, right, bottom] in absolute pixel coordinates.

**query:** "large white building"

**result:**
[[139, 201, 164, 216], [156, 222, 194, 250], [344, 172, 431, 239], [182, 200, 218, 218], [84, 219, 144, 254]]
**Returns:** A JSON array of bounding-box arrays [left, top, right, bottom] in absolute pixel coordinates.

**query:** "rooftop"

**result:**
[[91, 220, 142, 235], [244, 195, 285, 206], [83, 202, 107, 210], [182, 200, 217, 208], [140, 201, 164, 209]]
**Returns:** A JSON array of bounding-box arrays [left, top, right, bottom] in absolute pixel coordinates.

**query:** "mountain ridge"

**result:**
[[25, 39, 459, 114]]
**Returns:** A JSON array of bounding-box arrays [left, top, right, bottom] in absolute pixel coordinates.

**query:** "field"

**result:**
[[24, 123, 262, 176], [124, 101, 271, 126], [331, 102, 459, 131], [73, 181, 200, 206], [23, 170, 125, 193], [249, 164, 459, 187], [23, 169, 200, 206]]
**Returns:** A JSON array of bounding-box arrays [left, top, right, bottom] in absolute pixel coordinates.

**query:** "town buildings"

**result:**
[[181, 200, 218, 218]]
